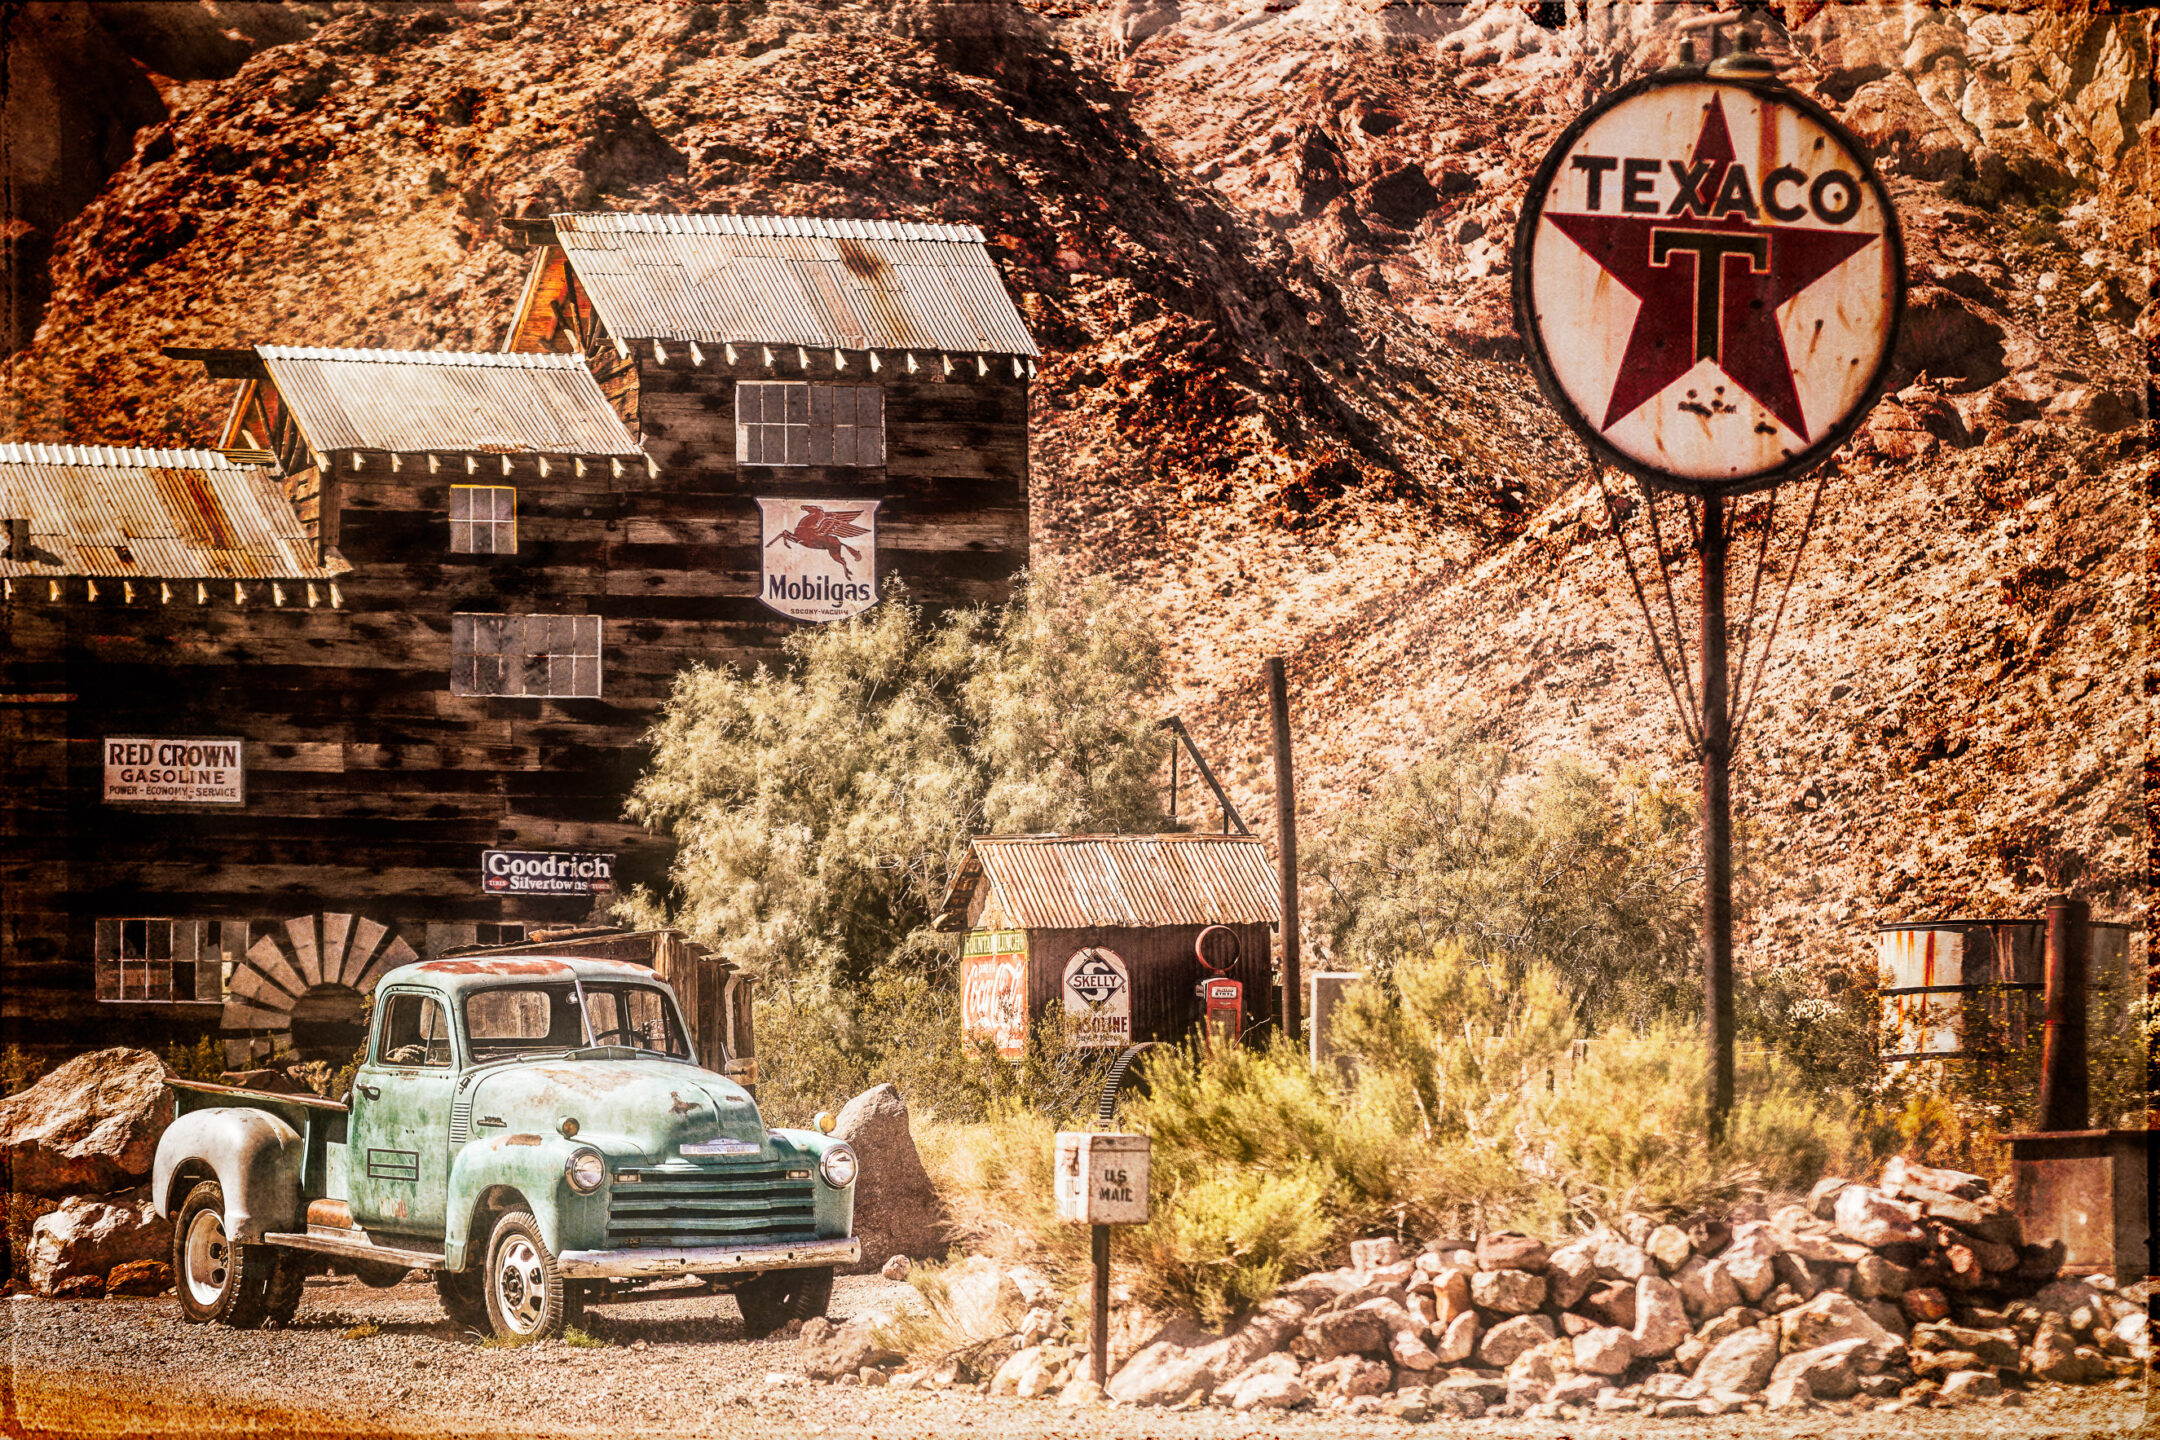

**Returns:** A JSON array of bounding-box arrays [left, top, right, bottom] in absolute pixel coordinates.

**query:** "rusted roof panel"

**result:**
[[550, 213, 1042, 357], [258, 347, 643, 456], [937, 835, 1281, 931], [0, 444, 339, 580]]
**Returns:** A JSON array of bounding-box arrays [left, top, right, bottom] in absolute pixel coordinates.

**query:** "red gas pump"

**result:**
[[1194, 925, 1243, 1048]]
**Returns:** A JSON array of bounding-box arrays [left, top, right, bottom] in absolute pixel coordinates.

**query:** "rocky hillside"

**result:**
[[2, 1, 2149, 983]]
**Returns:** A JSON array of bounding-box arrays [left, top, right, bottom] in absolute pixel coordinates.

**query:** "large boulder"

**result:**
[[831, 1084, 951, 1274], [0, 1049, 172, 1197], [25, 1193, 170, 1295], [1694, 1329, 1780, 1395], [1106, 1340, 1214, 1406]]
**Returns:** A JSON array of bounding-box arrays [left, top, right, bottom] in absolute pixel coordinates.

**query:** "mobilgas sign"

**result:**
[[481, 850, 615, 895], [1514, 72, 1903, 495], [103, 736, 245, 805], [758, 498, 881, 622]]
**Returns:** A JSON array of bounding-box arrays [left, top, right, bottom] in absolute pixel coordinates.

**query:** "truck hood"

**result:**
[[462, 1059, 765, 1160]]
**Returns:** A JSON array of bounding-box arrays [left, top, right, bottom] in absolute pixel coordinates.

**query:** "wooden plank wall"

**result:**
[[4, 314, 1032, 1060]]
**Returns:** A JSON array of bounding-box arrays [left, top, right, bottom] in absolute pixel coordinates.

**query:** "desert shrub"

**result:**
[[1739, 959, 1881, 1095], [161, 1036, 226, 1083], [1534, 1024, 1858, 1222], [756, 974, 1114, 1129], [622, 567, 1168, 993], [1309, 734, 1698, 1029], [0, 1046, 45, 1097]]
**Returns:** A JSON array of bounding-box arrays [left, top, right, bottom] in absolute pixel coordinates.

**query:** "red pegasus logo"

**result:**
[[766, 506, 870, 579]]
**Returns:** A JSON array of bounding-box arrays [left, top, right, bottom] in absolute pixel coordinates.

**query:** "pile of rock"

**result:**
[[801, 1154, 2151, 1418], [0, 1049, 175, 1298]]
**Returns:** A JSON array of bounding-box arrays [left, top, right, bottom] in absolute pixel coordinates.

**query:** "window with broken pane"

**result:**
[[452, 613, 601, 698]]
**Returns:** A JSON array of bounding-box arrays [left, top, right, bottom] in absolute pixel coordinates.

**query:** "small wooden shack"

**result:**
[[936, 834, 1281, 1055]]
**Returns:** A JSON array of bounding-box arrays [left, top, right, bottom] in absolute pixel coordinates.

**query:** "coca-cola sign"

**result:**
[[961, 928, 1028, 1061]]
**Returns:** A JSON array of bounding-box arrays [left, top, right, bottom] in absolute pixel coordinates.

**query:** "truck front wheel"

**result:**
[[482, 1211, 574, 1343], [173, 1180, 280, 1328], [735, 1265, 834, 1339]]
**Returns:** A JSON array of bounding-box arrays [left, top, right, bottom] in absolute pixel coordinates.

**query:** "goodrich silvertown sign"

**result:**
[[1514, 73, 1904, 495]]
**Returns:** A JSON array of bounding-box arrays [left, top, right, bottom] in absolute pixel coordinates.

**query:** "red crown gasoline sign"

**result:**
[[1513, 72, 1904, 496]]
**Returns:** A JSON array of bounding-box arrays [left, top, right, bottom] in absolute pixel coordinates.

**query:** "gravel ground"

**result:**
[[1, 1276, 2150, 1439]]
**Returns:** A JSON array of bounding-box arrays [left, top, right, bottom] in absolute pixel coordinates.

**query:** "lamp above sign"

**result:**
[[1513, 72, 1905, 495]]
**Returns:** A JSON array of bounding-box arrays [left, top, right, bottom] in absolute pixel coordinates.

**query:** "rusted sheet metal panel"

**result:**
[[258, 347, 644, 456], [551, 213, 1041, 356], [945, 835, 1281, 932], [0, 444, 338, 579]]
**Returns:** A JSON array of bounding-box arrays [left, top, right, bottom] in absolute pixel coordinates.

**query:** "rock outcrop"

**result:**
[[831, 1083, 952, 1275], [0, 1048, 171, 1197]]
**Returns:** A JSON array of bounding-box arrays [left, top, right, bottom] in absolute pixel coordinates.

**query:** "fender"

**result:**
[[442, 1134, 608, 1270], [152, 1107, 305, 1244], [773, 1128, 858, 1239]]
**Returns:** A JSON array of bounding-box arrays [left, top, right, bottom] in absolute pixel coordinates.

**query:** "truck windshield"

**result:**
[[463, 983, 691, 1062]]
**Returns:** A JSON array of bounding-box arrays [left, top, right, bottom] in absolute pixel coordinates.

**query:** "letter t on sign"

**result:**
[[1056, 1132, 1151, 1390]]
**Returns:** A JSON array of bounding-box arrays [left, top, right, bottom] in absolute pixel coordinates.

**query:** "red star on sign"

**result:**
[[1544, 95, 1880, 441]]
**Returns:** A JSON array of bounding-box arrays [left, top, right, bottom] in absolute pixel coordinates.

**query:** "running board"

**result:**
[[262, 1228, 446, 1272]]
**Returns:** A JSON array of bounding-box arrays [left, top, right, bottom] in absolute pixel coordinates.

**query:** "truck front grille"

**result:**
[[605, 1166, 817, 1248]]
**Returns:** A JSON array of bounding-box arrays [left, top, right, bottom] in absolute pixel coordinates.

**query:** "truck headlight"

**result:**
[[819, 1144, 858, 1189], [566, 1147, 606, 1193]]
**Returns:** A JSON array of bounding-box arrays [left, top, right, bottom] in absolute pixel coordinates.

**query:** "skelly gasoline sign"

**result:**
[[758, 498, 880, 622], [1514, 73, 1903, 495]]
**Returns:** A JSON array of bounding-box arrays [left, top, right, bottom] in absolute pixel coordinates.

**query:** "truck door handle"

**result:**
[[358, 1084, 380, 1100]]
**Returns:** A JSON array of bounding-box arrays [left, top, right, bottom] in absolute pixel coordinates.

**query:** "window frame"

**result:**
[[735, 381, 885, 468], [94, 917, 234, 1004], [449, 485, 518, 555], [373, 990, 458, 1070], [450, 613, 602, 699]]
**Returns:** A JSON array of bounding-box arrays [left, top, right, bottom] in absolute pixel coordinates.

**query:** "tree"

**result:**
[[621, 568, 1170, 992], [1307, 726, 1700, 1030]]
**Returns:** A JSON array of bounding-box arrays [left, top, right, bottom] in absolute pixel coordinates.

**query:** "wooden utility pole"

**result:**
[[1267, 658, 1301, 1048]]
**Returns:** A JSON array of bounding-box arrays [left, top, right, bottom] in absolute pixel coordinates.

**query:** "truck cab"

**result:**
[[153, 954, 857, 1342]]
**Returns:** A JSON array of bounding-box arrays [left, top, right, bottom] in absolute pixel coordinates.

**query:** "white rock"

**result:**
[[1631, 1274, 1690, 1358], [1692, 1329, 1779, 1395], [1232, 1373, 1309, 1411], [1572, 1325, 1634, 1376], [1435, 1309, 1479, 1363], [1832, 1186, 1927, 1248]]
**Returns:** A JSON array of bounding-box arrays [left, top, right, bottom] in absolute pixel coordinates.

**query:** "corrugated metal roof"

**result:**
[[937, 835, 1282, 931], [258, 347, 644, 456], [550, 213, 1042, 357], [0, 444, 339, 580]]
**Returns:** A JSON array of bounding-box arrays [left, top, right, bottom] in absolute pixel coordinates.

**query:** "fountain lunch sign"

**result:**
[[1514, 69, 1902, 493]]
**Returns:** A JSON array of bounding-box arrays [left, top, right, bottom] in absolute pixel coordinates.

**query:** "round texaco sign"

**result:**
[[1513, 72, 1904, 495]]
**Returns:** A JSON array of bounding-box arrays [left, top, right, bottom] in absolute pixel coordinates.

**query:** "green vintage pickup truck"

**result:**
[[152, 954, 858, 1342]]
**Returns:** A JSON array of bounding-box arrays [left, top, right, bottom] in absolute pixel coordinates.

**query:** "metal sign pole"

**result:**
[[1090, 1221, 1110, 1387], [1511, 25, 1904, 1151], [1267, 658, 1301, 1048], [1699, 497, 1735, 1142]]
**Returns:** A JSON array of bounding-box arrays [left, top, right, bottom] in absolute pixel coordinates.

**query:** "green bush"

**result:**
[[622, 567, 1169, 993], [0, 1046, 45, 1098], [1308, 734, 1698, 1030], [927, 943, 1869, 1324], [161, 1036, 226, 1084], [755, 973, 1115, 1129]]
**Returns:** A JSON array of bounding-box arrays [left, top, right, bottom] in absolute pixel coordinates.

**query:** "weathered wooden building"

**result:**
[[938, 835, 1281, 1055], [1, 213, 1042, 1064], [501, 213, 1037, 631]]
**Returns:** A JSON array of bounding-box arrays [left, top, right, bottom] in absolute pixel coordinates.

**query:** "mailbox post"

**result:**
[[1056, 1132, 1150, 1389]]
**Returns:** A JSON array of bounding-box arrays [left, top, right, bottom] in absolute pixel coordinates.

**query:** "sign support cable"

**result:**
[[1515, 16, 1903, 1140]]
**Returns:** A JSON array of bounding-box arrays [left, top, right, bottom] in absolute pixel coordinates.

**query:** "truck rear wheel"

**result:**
[[481, 1210, 571, 1343], [735, 1265, 834, 1339], [173, 1180, 280, 1328]]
